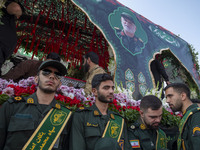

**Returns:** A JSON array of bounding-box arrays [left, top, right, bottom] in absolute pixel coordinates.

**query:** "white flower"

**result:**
[[68, 93, 75, 99]]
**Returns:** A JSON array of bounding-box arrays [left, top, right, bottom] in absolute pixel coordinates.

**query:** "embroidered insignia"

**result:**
[[87, 122, 98, 127], [193, 126, 200, 136], [130, 140, 140, 148], [55, 103, 61, 109], [140, 124, 146, 130], [50, 110, 67, 126], [119, 139, 124, 150], [15, 96, 22, 101], [79, 107, 84, 110], [130, 125, 135, 129], [27, 98, 34, 104], [110, 113, 115, 120], [94, 110, 99, 116], [109, 121, 120, 138], [65, 106, 70, 109]]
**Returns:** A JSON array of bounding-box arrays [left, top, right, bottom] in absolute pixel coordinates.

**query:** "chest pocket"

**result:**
[[8, 114, 34, 132], [84, 126, 101, 138]]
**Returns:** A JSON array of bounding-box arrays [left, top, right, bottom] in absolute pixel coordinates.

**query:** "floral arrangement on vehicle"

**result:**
[[0, 77, 181, 127]]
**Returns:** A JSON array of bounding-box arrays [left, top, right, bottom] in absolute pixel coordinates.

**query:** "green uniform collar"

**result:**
[[24, 93, 61, 110], [185, 103, 199, 112]]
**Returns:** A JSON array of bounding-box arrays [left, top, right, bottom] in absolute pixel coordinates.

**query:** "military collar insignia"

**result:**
[[87, 122, 98, 127], [79, 107, 85, 110], [66, 106, 70, 110], [140, 124, 146, 130], [14, 96, 22, 101], [130, 125, 135, 129], [110, 113, 115, 120], [27, 98, 34, 104], [55, 103, 61, 109], [182, 110, 186, 115], [94, 110, 100, 116]]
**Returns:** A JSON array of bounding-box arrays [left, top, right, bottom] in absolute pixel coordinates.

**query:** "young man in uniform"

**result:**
[[0, 60, 72, 149], [164, 83, 200, 150], [128, 95, 168, 150], [70, 73, 131, 150]]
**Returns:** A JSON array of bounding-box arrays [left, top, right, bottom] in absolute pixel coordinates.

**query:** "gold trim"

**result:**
[[117, 118, 124, 142], [102, 120, 110, 138], [22, 108, 54, 150]]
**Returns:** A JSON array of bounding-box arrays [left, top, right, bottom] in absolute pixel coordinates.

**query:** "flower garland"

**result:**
[[0, 77, 181, 127]]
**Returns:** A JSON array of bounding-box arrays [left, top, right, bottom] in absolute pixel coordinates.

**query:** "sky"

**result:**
[[117, 0, 200, 62]]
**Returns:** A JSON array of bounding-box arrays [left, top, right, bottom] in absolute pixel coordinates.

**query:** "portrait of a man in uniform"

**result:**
[[116, 12, 144, 54]]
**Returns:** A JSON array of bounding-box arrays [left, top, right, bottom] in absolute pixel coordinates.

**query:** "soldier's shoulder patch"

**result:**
[[130, 139, 140, 148], [76, 106, 89, 112], [8, 96, 25, 103], [193, 126, 200, 136]]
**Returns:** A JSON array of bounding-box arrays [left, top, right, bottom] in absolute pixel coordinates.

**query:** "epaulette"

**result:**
[[8, 96, 25, 103], [76, 106, 90, 112]]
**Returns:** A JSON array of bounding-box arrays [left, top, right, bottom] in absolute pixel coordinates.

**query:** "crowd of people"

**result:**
[[1, 1, 200, 150], [0, 56, 200, 149]]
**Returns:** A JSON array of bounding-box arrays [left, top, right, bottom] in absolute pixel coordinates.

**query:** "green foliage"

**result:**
[[161, 108, 181, 127], [0, 94, 10, 105], [162, 50, 200, 98], [67, 65, 84, 80], [188, 44, 199, 72]]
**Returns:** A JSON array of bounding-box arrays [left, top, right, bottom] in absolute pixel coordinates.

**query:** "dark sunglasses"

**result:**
[[41, 69, 62, 79]]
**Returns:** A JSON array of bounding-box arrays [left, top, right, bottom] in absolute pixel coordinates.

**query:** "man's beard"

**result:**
[[123, 24, 136, 35], [143, 118, 160, 129], [83, 62, 89, 74], [98, 91, 113, 103], [38, 78, 57, 94], [170, 100, 183, 112]]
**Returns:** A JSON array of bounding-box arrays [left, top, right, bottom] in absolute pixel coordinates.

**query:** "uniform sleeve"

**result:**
[[123, 123, 132, 150], [128, 128, 141, 150], [187, 112, 200, 150], [0, 102, 13, 149], [69, 112, 86, 150], [84, 68, 105, 96]]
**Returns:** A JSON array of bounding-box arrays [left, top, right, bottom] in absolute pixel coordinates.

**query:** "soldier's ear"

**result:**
[[34, 75, 38, 84], [181, 92, 187, 101], [139, 110, 144, 118], [92, 88, 98, 97]]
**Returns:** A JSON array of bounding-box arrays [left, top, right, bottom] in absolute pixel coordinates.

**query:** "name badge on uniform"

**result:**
[[130, 140, 140, 148]]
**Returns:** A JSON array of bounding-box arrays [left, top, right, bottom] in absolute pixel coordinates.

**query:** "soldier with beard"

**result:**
[[164, 83, 200, 150], [0, 60, 72, 150], [128, 95, 168, 150], [69, 73, 131, 150], [82, 51, 105, 96]]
